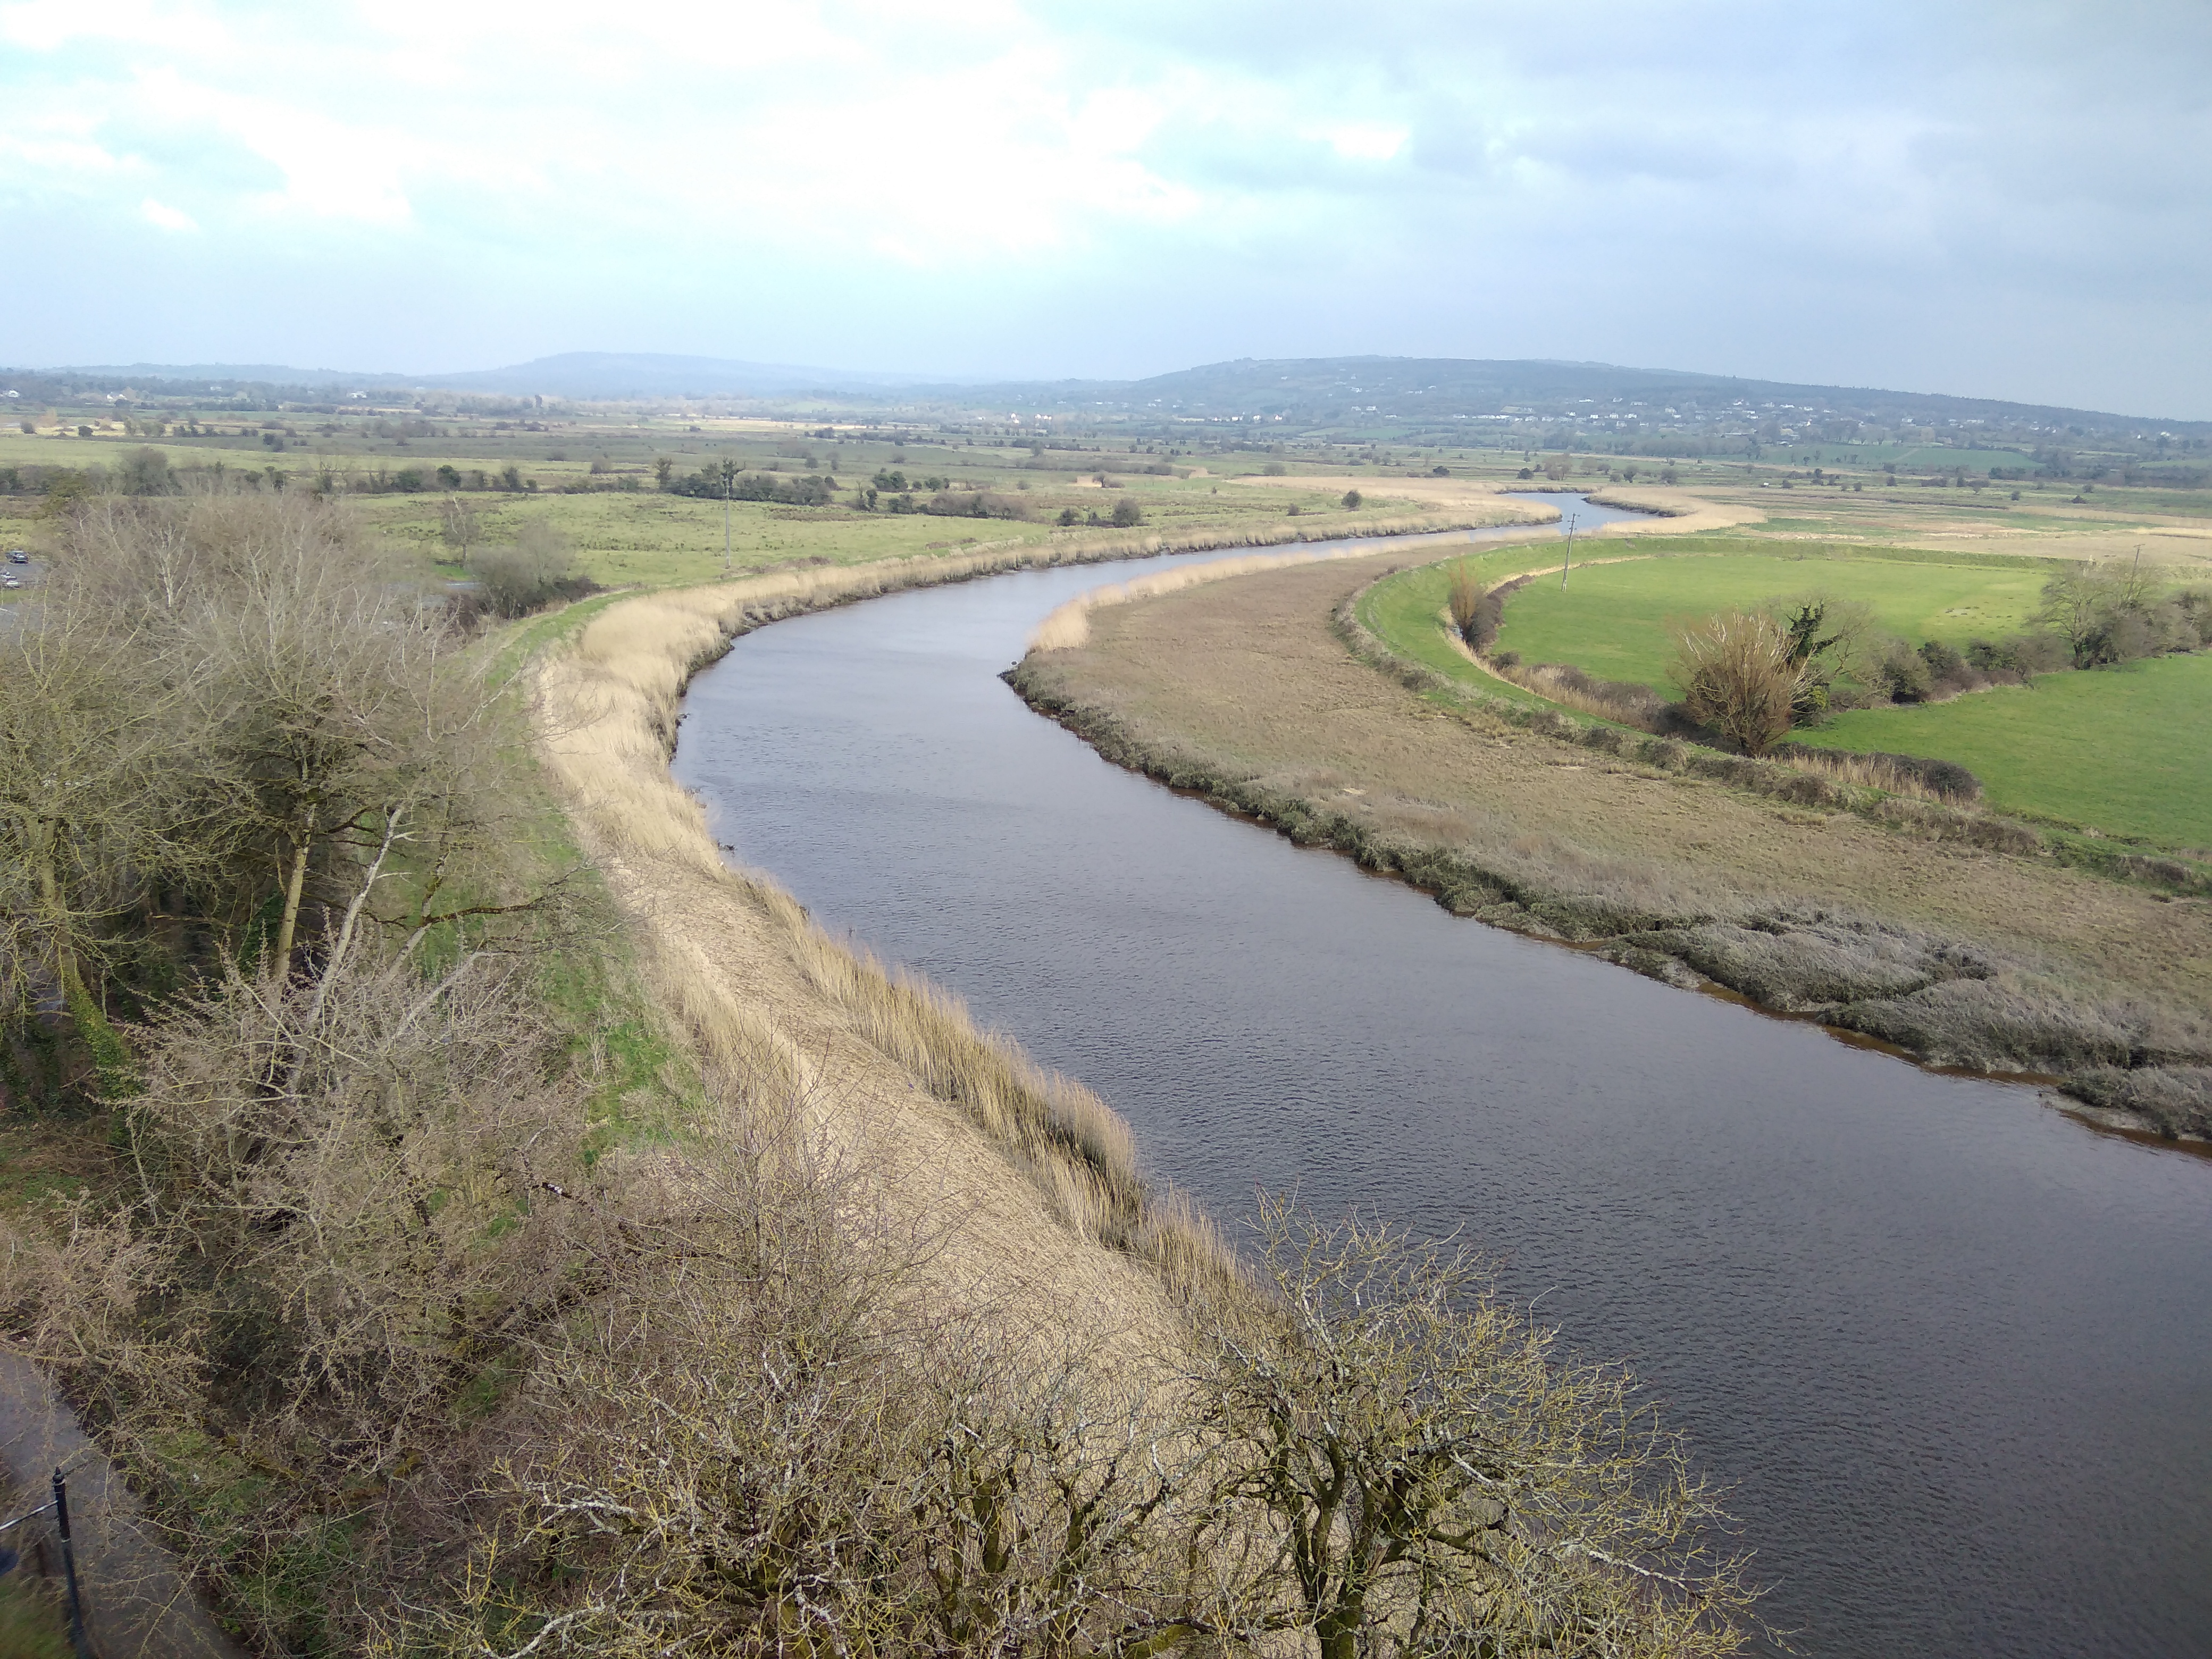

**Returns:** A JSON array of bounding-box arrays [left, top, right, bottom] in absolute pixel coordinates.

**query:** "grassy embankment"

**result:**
[[1011, 543, 2212, 1140]]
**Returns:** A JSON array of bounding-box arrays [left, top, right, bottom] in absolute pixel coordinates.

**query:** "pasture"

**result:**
[[1805, 653, 2212, 850], [1492, 548, 2058, 693], [1365, 541, 2210, 851]]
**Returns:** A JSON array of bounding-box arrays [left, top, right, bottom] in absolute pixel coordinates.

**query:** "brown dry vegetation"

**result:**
[[1, 492, 1762, 1654], [1012, 550, 2212, 1137]]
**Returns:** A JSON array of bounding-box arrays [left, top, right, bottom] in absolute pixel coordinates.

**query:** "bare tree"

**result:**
[[1184, 1200, 1755, 1659], [438, 492, 482, 564], [1669, 610, 1803, 755], [1448, 563, 1502, 650], [0, 548, 203, 1073]]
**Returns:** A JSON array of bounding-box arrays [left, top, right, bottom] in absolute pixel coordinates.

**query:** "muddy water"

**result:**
[[671, 500, 2212, 1658]]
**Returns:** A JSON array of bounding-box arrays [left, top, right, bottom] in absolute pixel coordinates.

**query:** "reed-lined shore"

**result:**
[[1009, 549, 2212, 1143]]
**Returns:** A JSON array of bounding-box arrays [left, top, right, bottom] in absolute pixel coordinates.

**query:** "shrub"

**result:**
[[1447, 563, 1486, 645], [1966, 632, 2067, 677], [1110, 496, 1143, 527], [471, 521, 593, 617], [1669, 609, 1803, 755], [924, 490, 1029, 521], [1918, 638, 1966, 681], [116, 446, 173, 496], [1339, 489, 1362, 510], [1876, 640, 1933, 702]]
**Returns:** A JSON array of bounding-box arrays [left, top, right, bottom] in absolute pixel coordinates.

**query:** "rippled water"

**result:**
[[671, 502, 2212, 1657]]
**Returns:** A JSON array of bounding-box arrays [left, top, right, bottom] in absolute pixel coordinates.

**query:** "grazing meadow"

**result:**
[[1492, 546, 2063, 692], [1362, 539, 2212, 851], [1807, 653, 2212, 849]]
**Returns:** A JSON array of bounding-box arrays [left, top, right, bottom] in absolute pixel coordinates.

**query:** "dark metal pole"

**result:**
[[52, 1469, 92, 1658]]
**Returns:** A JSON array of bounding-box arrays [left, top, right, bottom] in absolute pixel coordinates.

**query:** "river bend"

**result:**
[[671, 503, 2212, 1658]]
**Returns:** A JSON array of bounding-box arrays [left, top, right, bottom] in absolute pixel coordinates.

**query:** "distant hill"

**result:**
[[22, 352, 939, 401], [54, 362, 418, 389], [14, 352, 2207, 436], [952, 356, 2206, 435], [418, 352, 938, 398]]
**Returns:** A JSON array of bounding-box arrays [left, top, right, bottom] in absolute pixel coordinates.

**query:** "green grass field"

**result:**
[[1354, 540, 1565, 710], [1803, 654, 2212, 849], [1366, 544, 2212, 850], [1493, 550, 2055, 693], [0, 415, 1460, 586]]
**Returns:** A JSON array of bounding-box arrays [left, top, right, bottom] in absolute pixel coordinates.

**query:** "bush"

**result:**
[[923, 490, 1028, 521], [1339, 489, 1362, 510], [1966, 632, 2068, 677], [116, 446, 173, 496], [1918, 639, 1966, 681], [1669, 609, 1803, 754], [1876, 640, 1933, 702], [1447, 563, 1487, 646], [471, 521, 594, 617], [1110, 495, 1143, 527]]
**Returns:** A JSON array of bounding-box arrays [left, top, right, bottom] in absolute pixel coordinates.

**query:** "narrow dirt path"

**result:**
[[1, 1352, 248, 1659]]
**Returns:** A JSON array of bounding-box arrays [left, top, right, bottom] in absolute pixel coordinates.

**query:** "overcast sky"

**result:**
[[5, 1, 2208, 416]]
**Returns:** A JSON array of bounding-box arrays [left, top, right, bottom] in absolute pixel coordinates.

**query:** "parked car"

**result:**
[[2, 575, 22, 589], [5, 548, 26, 564]]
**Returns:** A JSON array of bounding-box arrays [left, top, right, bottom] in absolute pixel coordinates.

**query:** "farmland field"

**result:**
[[1803, 653, 2212, 850], [1492, 549, 2057, 693], [1364, 543, 2212, 851]]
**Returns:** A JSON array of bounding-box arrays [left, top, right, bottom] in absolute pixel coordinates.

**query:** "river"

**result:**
[[670, 499, 2212, 1657]]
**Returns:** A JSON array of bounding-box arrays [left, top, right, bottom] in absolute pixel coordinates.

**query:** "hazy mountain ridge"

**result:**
[[11, 351, 2207, 435]]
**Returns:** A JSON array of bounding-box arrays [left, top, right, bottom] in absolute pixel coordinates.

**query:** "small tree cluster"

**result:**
[[2037, 560, 2212, 668]]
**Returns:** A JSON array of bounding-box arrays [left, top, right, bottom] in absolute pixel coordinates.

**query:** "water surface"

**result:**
[[673, 502, 2212, 1658]]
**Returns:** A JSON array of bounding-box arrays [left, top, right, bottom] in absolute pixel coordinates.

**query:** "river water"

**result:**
[[671, 500, 2212, 1657]]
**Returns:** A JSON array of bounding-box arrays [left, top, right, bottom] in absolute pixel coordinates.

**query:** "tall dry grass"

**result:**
[[533, 547, 1244, 1304], [1032, 546, 1387, 651], [1029, 503, 1560, 652], [1777, 746, 1949, 803]]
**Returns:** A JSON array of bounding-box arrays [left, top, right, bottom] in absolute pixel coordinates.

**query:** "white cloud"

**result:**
[[140, 196, 197, 232], [0, 1, 2206, 412], [1319, 124, 1406, 163]]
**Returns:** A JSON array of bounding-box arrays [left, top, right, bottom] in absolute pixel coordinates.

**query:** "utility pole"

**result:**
[[1561, 511, 1579, 589], [719, 457, 736, 576]]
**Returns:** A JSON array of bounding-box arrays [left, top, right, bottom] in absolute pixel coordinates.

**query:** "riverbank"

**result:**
[[534, 568, 1236, 1372], [1009, 548, 2212, 1142]]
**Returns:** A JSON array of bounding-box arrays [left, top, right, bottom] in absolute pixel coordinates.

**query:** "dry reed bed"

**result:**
[[533, 531, 1427, 1339], [1031, 542, 1443, 651]]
